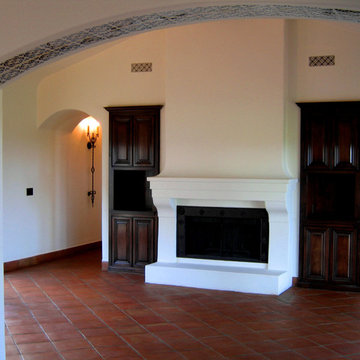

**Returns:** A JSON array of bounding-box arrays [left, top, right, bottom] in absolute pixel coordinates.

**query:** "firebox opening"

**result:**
[[177, 206, 269, 263]]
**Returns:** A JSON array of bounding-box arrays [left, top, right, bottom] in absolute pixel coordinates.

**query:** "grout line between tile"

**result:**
[[27, 273, 107, 359], [6, 277, 66, 360], [4, 323, 24, 360], [59, 270, 191, 359], [6, 250, 360, 360], [72, 271, 243, 358], [44, 271, 147, 360]]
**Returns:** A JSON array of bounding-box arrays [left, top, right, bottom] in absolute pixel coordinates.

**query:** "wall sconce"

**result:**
[[80, 117, 100, 207]]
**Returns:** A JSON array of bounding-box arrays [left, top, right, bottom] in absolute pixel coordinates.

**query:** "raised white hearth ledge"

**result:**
[[146, 262, 289, 295], [145, 177, 298, 295]]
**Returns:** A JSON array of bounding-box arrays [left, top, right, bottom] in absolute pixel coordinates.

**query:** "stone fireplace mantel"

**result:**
[[145, 177, 298, 295]]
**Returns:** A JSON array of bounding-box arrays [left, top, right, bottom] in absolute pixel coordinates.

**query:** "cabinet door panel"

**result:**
[[302, 114, 330, 169], [333, 117, 358, 169], [133, 115, 154, 167], [111, 217, 132, 267], [331, 228, 355, 283], [304, 227, 328, 281], [133, 218, 154, 267], [111, 116, 132, 167]]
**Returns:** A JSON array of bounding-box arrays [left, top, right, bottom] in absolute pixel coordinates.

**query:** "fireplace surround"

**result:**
[[145, 177, 298, 295]]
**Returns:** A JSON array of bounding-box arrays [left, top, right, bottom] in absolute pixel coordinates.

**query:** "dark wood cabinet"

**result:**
[[301, 113, 330, 170], [133, 115, 155, 167], [110, 115, 132, 167], [303, 225, 357, 285], [110, 215, 156, 271], [133, 217, 156, 267], [300, 102, 359, 171], [108, 106, 159, 172], [331, 227, 356, 284], [333, 116, 358, 169], [111, 216, 132, 268], [303, 226, 328, 282], [298, 102, 360, 290], [106, 106, 162, 273]]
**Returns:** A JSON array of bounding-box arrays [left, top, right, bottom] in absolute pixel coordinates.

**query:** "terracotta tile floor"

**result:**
[[4, 250, 360, 360]]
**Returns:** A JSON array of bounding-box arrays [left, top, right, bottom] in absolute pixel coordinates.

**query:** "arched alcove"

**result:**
[[3, 106, 102, 264], [39, 109, 89, 130], [44, 109, 102, 253]]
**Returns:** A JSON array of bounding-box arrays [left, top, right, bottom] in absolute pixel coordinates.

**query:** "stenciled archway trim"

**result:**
[[1, 4, 360, 85]]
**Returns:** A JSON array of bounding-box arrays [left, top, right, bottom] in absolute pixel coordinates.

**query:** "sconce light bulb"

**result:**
[[79, 117, 100, 145]]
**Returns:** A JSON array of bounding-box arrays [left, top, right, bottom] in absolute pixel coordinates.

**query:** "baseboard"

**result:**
[[292, 277, 298, 286], [102, 261, 108, 271], [4, 241, 101, 273]]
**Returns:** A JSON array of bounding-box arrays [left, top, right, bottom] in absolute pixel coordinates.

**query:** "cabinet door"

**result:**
[[133, 217, 154, 268], [133, 115, 155, 167], [111, 115, 132, 167], [330, 227, 356, 284], [111, 217, 132, 267], [333, 116, 358, 169], [302, 115, 330, 170], [303, 227, 329, 281]]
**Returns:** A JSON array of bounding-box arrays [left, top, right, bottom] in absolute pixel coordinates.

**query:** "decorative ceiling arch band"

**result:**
[[1, 4, 360, 85]]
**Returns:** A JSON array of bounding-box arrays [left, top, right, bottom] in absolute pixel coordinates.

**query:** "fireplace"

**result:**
[[177, 206, 269, 263], [145, 177, 298, 295]]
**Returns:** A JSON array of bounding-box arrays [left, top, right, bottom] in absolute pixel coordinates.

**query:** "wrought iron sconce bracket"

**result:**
[[86, 124, 99, 207]]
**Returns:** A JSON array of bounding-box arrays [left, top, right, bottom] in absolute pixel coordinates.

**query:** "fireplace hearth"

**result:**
[[177, 206, 269, 263]]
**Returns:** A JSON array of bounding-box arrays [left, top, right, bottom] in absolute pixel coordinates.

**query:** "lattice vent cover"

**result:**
[[309, 55, 335, 67], [131, 63, 152, 72]]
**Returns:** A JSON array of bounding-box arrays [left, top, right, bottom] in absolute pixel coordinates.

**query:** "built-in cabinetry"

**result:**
[[298, 102, 360, 290], [106, 106, 162, 272], [111, 215, 156, 270]]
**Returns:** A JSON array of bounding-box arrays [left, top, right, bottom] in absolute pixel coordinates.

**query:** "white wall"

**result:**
[[163, 19, 289, 178], [37, 30, 166, 262], [36, 21, 287, 261], [50, 119, 102, 251], [2, 75, 102, 262], [4, 17, 360, 266], [292, 20, 360, 101], [3, 77, 52, 261], [35, 20, 291, 261], [2, 27, 167, 263]]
